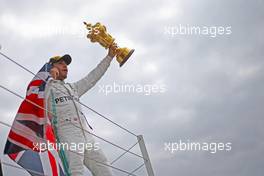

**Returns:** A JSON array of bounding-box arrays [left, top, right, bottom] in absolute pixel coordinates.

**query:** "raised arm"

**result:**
[[72, 43, 117, 97], [72, 55, 114, 97]]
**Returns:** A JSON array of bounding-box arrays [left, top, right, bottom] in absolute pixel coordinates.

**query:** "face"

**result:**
[[52, 60, 68, 80]]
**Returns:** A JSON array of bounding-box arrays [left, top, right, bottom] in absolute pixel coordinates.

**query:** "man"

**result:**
[[45, 43, 117, 176]]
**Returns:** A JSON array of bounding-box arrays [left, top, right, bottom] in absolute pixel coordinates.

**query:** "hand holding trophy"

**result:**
[[84, 22, 135, 67]]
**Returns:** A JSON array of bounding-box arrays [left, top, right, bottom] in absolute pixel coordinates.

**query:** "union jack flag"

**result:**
[[4, 63, 69, 176]]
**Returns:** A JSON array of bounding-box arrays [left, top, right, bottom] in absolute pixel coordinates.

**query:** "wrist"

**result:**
[[107, 54, 115, 59]]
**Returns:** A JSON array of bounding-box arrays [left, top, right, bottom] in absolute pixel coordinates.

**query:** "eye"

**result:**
[[58, 60, 66, 65]]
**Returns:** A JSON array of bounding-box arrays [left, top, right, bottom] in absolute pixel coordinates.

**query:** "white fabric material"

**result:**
[[45, 55, 113, 176]]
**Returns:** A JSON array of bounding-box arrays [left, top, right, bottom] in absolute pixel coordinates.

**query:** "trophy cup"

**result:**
[[84, 22, 135, 67]]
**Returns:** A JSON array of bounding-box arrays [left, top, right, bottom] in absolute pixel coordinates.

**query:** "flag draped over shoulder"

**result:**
[[4, 63, 68, 176]]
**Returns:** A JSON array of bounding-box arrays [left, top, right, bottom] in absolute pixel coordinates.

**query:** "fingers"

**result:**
[[110, 44, 117, 54], [112, 43, 117, 48], [54, 71, 59, 79], [50, 67, 59, 80], [108, 43, 118, 58]]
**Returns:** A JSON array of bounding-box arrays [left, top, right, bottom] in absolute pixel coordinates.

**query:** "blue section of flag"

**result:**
[[17, 150, 44, 176]]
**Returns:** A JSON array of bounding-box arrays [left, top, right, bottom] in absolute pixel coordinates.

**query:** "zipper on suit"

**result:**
[[62, 84, 86, 138]]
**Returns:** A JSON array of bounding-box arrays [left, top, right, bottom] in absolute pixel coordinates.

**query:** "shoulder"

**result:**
[[65, 82, 78, 94]]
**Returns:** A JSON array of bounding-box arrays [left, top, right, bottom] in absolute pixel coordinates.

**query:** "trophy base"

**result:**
[[119, 49, 135, 67]]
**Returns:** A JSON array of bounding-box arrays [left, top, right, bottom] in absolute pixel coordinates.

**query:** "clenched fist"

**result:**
[[50, 67, 59, 80], [108, 43, 118, 58]]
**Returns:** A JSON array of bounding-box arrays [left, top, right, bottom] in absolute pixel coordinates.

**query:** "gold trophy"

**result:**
[[84, 22, 135, 67]]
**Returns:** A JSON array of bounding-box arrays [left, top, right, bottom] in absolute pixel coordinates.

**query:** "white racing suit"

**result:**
[[45, 55, 113, 176]]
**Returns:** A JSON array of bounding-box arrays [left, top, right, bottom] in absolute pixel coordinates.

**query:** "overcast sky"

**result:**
[[0, 0, 264, 175]]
